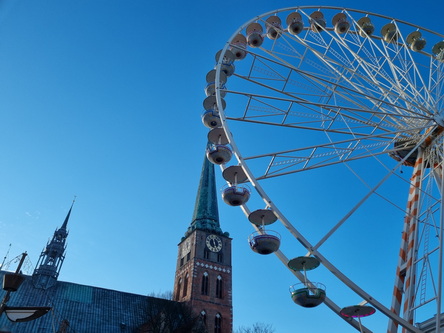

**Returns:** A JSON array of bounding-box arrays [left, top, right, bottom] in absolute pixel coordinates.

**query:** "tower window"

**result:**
[[201, 272, 209, 295], [216, 275, 223, 299], [217, 252, 223, 263], [204, 248, 210, 259], [187, 252, 191, 262], [214, 313, 222, 333], [180, 257, 184, 266], [183, 273, 189, 297]]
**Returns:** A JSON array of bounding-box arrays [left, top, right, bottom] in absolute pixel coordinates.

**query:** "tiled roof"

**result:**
[[0, 271, 152, 333]]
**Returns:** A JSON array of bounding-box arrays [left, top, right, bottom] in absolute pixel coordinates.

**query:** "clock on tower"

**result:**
[[206, 234, 223, 252]]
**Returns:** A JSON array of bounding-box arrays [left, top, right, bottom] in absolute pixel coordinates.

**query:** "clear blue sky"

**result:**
[[0, 1, 443, 332]]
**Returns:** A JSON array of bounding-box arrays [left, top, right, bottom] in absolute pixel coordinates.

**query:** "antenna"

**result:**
[[0, 243, 12, 269]]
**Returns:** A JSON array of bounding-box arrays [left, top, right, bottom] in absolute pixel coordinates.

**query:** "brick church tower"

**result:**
[[173, 154, 232, 333]]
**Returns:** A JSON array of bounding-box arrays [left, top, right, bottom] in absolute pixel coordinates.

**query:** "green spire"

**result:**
[[184, 153, 228, 238]]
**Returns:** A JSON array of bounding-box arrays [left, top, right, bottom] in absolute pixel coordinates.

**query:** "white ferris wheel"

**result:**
[[202, 6, 444, 333]]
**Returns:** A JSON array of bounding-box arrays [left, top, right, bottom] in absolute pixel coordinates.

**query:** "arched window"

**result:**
[[201, 272, 209, 295], [183, 273, 189, 297], [216, 275, 223, 298], [176, 278, 182, 300], [201, 310, 207, 326], [214, 313, 222, 333]]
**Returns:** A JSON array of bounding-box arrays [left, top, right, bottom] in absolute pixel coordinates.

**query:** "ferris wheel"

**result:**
[[202, 6, 444, 333]]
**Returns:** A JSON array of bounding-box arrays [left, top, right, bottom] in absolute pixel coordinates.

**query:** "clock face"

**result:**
[[206, 234, 223, 252], [182, 239, 191, 256]]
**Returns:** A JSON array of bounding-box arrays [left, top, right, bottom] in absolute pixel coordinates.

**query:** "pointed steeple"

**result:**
[[60, 200, 73, 230], [56, 199, 74, 239], [32, 200, 75, 289], [184, 153, 228, 238]]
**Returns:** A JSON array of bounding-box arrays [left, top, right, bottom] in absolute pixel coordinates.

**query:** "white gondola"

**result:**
[[286, 12, 303, 35], [202, 96, 225, 129], [207, 127, 229, 145], [390, 139, 419, 166], [289, 283, 326, 308], [248, 230, 280, 255], [332, 13, 349, 34], [381, 23, 398, 43], [207, 144, 232, 165], [201, 109, 221, 129], [248, 209, 280, 255], [203, 95, 226, 114], [309, 11, 326, 32], [205, 69, 227, 97], [215, 49, 235, 76], [248, 209, 277, 226], [356, 17, 374, 37], [222, 165, 248, 184], [230, 34, 247, 60], [221, 184, 250, 206], [288, 256, 326, 308], [246, 23, 264, 48], [265, 16, 282, 40], [432, 41, 444, 61], [340, 305, 376, 332], [406, 31, 426, 52]]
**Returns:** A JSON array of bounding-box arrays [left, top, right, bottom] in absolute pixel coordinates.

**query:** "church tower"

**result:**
[[32, 201, 74, 289], [173, 154, 233, 333]]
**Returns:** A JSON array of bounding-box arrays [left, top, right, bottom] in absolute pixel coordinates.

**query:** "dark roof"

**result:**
[[0, 271, 153, 333]]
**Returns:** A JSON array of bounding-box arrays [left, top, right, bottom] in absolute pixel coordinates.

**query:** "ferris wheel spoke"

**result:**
[[242, 128, 430, 179], [225, 87, 431, 136], [232, 50, 430, 134]]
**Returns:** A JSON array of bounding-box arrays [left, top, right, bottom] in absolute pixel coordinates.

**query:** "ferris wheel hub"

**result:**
[[433, 115, 444, 127]]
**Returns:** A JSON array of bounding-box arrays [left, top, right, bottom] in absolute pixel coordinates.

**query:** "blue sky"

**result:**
[[1, 1, 444, 332]]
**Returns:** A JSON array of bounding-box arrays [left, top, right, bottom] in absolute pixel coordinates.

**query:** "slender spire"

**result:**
[[32, 200, 75, 289], [184, 152, 227, 238], [60, 197, 75, 231]]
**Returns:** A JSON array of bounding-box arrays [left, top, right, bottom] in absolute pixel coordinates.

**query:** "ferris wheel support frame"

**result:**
[[388, 150, 425, 332]]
